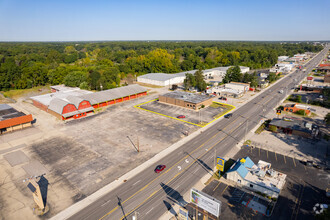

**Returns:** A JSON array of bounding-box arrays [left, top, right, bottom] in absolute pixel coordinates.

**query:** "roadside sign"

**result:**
[[276, 109, 281, 115], [307, 76, 313, 80], [216, 157, 226, 172], [178, 207, 189, 220]]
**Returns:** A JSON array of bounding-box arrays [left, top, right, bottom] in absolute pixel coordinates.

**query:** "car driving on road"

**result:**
[[154, 165, 166, 173], [224, 113, 233, 118]]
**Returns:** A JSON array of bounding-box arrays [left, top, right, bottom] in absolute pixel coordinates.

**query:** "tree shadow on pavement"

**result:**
[[160, 182, 188, 207]]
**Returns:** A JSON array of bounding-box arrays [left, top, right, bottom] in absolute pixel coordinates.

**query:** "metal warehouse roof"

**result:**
[[30, 89, 92, 106], [79, 84, 147, 105], [65, 95, 85, 109], [160, 91, 212, 104], [137, 73, 185, 82], [0, 104, 12, 111], [48, 98, 73, 114], [0, 104, 26, 121]]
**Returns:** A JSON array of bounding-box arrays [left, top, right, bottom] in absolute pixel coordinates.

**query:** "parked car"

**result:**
[[177, 115, 185, 119], [154, 165, 166, 173], [218, 97, 227, 101], [224, 113, 233, 119]]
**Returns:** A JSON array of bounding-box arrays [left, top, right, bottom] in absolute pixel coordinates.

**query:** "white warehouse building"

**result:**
[[137, 66, 250, 87]]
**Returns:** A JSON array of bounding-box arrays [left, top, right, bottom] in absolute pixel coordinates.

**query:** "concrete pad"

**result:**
[[247, 200, 267, 215], [0, 127, 41, 143], [3, 150, 30, 166], [22, 160, 48, 177]]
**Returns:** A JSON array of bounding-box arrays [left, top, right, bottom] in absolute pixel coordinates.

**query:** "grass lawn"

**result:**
[[1, 85, 51, 100]]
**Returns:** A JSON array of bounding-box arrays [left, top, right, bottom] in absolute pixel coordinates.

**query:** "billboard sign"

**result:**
[[216, 157, 226, 172], [191, 188, 221, 217]]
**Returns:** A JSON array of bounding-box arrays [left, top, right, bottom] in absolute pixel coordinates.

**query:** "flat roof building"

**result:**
[[0, 104, 33, 134], [226, 157, 287, 198], [159, 91, 213, 110], [137, 66, 250, 86]]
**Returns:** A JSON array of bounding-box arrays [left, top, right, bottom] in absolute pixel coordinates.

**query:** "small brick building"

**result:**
[[159, 91, 213, 110]]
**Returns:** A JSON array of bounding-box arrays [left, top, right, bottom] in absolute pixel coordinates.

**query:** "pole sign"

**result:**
[[216, 157, 226, 172], [191, 188, 221, 217], [307, 76, 313, 80], [276, 109, 281, 115]]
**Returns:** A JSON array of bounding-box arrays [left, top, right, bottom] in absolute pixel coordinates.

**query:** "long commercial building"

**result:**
[[137, 66, 250, 86], [31, 84, 147, 120], [0, 104, 33, 134]]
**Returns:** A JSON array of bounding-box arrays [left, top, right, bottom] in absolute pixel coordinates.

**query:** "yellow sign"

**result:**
[[216, 157, 226, 172], [240, 158, 246, 164]]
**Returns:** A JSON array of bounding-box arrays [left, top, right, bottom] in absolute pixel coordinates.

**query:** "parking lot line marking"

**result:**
[[292, 158, 296, 167], [221, 185, 228, 195], [283, 155, 286, 163], [213, 182, 221, 191], [275, 152, 277, 161], [267, 150, 268, 158], [134, 100, 235, 128]]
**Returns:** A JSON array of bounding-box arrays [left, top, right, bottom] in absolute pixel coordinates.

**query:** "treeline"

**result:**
[[0, 41, 323, 91]]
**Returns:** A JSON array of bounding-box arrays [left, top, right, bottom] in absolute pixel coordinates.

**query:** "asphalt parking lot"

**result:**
[[137, 100, 231, 126], [200, 147, 330, 219]]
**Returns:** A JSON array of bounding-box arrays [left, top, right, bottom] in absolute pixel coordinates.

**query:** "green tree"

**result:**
[[223, 66, 242, 83], [64, 71, 87, 87], [194, 68, 207, 91], [183, 73, 196, 90]]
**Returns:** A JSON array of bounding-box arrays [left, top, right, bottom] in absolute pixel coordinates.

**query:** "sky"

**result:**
[[0, 0, 329, 41]]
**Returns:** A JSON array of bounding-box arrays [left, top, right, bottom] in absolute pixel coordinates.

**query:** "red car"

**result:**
[[154, 165, 166, 173], [177, 115, 185, 119]]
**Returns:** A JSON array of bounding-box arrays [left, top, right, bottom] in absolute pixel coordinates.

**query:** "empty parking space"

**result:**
[[136, 99, 233, 127]]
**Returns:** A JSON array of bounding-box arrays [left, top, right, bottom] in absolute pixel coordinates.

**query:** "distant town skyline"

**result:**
[[0, 0, 329, 41]]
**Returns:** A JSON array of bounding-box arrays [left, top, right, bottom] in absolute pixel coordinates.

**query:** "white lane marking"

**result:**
[[209, 155, 213, 159], [178, 166, 181, 171], [132, 180, 141, 186], [146, 207, 154, 215], [101, 200, 111, 207], [185, 159, 189, 163], [193, 169, 198, 174], [205, 149, 208, 151]]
